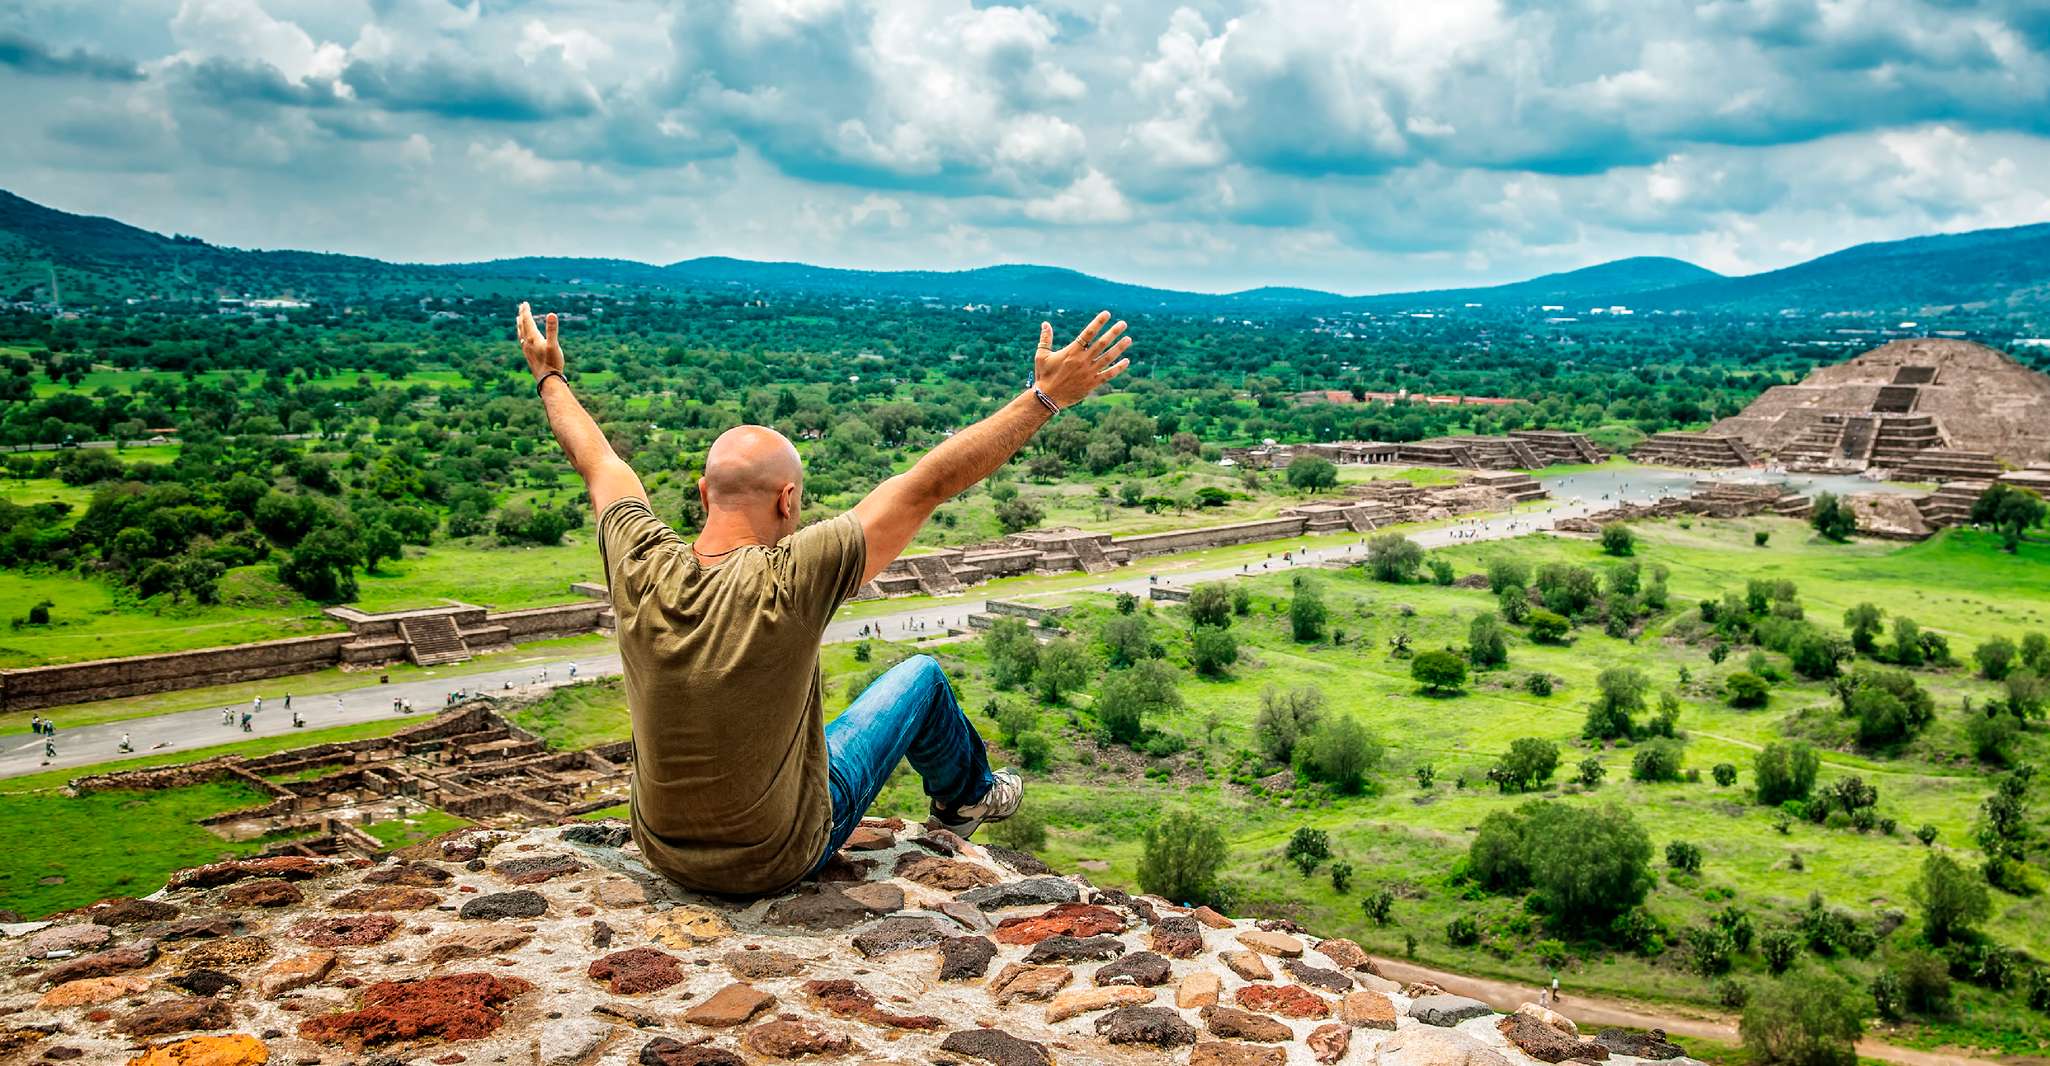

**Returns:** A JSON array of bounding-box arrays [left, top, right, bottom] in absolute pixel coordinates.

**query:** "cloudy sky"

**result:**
[[5, 0, 2050, 293]]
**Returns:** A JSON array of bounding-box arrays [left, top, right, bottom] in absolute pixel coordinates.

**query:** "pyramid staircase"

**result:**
[[1918, 481, 1991, 527], [1068, 537, 1116, 575], [902, 555, 966, 596], [399, 615, 472, 667], [1894, 450, 2002, 483], [1777, 416, 1850, 469]]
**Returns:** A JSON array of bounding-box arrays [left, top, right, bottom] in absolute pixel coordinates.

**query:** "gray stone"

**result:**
[[938, 936, 998, 981], [851, 916, 948, 957], [1376, 1026, 1515, 1066], [1023, 934, 1125, 963], [1092, 951, 1172, 987], [939, 1028, 1054, 1066], [1095, 1006, 1198, 1047], [1593, 1028, 1687, 1060], [959, 877, 1078, 911], [1283, 958, 1354, 994], [459, 890, 548, 920], [1408, 993, 1495, 1027]]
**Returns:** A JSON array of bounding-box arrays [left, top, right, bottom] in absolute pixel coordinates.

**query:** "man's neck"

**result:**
[[694, 510, 782, 564]]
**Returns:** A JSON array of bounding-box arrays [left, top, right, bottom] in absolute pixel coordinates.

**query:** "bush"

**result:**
[[1725, 671, 1770, 708], [985, 619, 1039, 689], [1469, 810, 1532, 892], [1188, 583, 1232, 628], [1034, 638, 1089, 703], [1897, 951, 1953, 1015], [25, 599, 51, 625], [1487, 557, 1530, 595], [1577, 756, 1606, 787], [1329, 860, 1353, 892], [1138, 810, 1227, 905], [1755, 530, 1771, 547], [1466, 800, 1653, 931], [1095, 660, 1182, 745], [1016, 732, 1051, 771], [1967, 705, 2019, 763], [1754, 741, 1820, 805], [1446, 914, 1481, 946], [1810, 492, 1858, 542], [1741, 969, 1864, 1066], [1468, 612, 1509, 668], [1527, 608, 1570, 644], [1762, 928, 1801, 975], [986, 808, 1047, 851], [1915, 823, 1938, 846], [1912, 852, 1990, 946], [1190, 626, 1238, 677], [1412, 650, 1468, 695], [1297, 714, 1382, 794], [1285, 827, 1331, 876], [1099, 614, 1155, 667], [1584, 666, 1648, 740], [1667, 840, 1704, 874], [1974, 636, 2017, 681], [1290, 583, 1329, 642], [1631, 739, 1686, 782], [994, 702, 1037, 746], [1713, 762, 1739, 787], [1255, 686, 1325, 764], [1491, 737, 1559, 793], [1361, 889, 1394, 925], [1600, 523, 1635, 556], [1366, 534, 1425, 583], [1526, 672, 1555, 697], [1429, 557, 1455, 585]]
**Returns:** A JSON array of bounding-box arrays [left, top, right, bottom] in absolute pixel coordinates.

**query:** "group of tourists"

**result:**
[[29, 715, 57, 764]]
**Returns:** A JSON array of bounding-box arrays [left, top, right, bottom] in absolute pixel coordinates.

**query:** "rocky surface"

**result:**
[[0, 819, 1712, 1066]]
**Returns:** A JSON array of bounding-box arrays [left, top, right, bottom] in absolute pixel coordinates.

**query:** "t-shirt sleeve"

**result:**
[[597, 497, 684, 608], [783, 511, 869, 629]]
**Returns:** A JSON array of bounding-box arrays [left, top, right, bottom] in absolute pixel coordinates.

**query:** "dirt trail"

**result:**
[[1369, 957, 2001, 1066]]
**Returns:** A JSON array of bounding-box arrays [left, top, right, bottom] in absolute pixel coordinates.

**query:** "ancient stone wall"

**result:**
[[1113, 517, 1311, 558], [0, 633, 359, 714]]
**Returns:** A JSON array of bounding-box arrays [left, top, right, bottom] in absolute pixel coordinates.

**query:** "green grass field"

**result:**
[[0, 567, 344, 667]]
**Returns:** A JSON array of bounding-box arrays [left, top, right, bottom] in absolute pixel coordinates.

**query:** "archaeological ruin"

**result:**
[[66, 704, 630, 861], [1222, 429, 1604, 471]]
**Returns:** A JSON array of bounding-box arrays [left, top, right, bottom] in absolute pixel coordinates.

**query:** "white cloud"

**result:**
[[1023, 169, 1133, 225]]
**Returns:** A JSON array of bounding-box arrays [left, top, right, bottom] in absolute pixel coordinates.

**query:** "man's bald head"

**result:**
[[701, 425, 803, 511]]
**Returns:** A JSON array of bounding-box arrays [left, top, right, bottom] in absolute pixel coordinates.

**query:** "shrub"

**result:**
[[1583, 666, 1648, 740], [1138, 810, 1227, 905], [1725, 671, 1770, 708], [1632, 739, 1686, 782], [1761, 929, 1801, 975], [1526, 672, 1555, 697], [1329, 860, 1354, 893], [1577, 756, 1606, 787], [1415, 763, 1436, 790], [1844, 603, 1885, 654], [1527, 609, 1570, 644], [1188, 583, 1232, 628], [1810, 492, 1857, 542], [1412, 650, 1469, 695], [1912, 852, 1990, 946], [1297, 714, 1383, 794], [1190, 626, 1239, 677], [987, 808, 1048, 851], [1720, 978, 1752, 1009], [1789, 630, 1848, 680], [1487, 557, 1530, 594], [1975, 636, 2017, 681], [1286, 827, 1331, 876], [1016, 732, 1051, 771], [1667, 840, 1704, 874], [1468, 612, 1509, 668], [1255, 686, 1325, 764], [994, 702, 1037, 746], [26, 599, 52, 625], [1754, 741, 1820, 805], [1897, 951, 1953, 1015], [1095, 661, 1182, 745], [1755, 530, 1771, 547], [1741, 969, 1864, 1066], [1688, 923, 1734, 975], [1290, 583, 1329, 642], [1915, 823, 1938, 846], [1535, 563, 1601, 616], [1600, 523, 1635, 556], [1362, 889, 1394, 925], [1467, 800, 1653, 931], [1034, 638, 1089, 703], [1366, 534, 1425, 583], [1446, 914, 1480, 946], [1469, 809, 1532, 892], [1232, 586, 1252, 615], [1491, 737, 1560, 793], [1713, 762, 1739, 788], [1099, 614, 1155, 667], [1967, 705, 2019, 763], [986, 619, 1040, 689], [1429, 557, 1456, 585]]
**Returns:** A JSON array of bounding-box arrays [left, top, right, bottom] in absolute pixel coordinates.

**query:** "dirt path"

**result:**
[[1369, 957, 2000, 1066]]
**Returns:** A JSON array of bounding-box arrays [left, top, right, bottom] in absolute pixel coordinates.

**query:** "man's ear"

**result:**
[[697, 477, 710, 512], [779, 482, 799, 520]]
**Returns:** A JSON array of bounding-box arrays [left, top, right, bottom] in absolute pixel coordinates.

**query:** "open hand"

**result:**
[[1034, 310, 1132, 408], [516, 301, 564, 380]]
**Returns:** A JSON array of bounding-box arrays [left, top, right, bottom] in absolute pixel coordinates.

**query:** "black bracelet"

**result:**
[[535, 371, 567, 396], [1031, 385, 1061, 416]]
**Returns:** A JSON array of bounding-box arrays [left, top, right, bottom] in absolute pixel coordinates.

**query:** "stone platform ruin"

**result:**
[[66, 705, 630, 860], [1222, 430, 1603, 472], [0, 816, 1711, 1066], [1711, 338, 2050, 474]]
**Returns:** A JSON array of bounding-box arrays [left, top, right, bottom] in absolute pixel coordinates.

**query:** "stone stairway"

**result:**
[[903, 555, 966, 596], [399, 614, 472, 667], [1837, 416, 1877, 463], [1068, 537, 1115, 575]]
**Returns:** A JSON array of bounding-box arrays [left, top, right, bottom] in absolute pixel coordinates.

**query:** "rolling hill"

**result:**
[[4, 187, 2049, 315]]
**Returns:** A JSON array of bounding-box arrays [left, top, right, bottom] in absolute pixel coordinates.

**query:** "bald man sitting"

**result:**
[[518, 302, 1133, 897]]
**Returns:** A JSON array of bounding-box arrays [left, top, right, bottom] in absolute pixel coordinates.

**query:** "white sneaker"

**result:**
[[932, 769, 1024, 838]]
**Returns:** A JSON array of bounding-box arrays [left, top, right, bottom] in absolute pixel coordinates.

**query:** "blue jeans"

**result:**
[[807, 654, 995, 876]]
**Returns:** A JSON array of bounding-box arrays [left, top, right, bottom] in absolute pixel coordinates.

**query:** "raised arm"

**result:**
[[850, 310, 1133, 582], [516, 302, 647, 516]]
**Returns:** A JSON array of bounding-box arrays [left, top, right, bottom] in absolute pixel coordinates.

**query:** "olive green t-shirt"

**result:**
[[597, 497, 867, 896]]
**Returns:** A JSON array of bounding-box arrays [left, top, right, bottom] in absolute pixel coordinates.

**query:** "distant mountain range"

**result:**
[[6, 188, 2050, 316]]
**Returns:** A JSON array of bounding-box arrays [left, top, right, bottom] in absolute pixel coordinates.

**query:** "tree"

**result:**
[[1525, 801, 1654, 929], [1188, 583, 1232, 628], [1578, 757, 1606, 787], [1527, 608, 1569, 644], [1975, 636, 2017, 681], [1017, 732, 1051, 771], [1810, 492, 1857, 542], [1667, 840, 1704, 874], [1535, 563, 1601, 616], [1286, 455, 1338, 492], [1138, 810, 1227, 904], [1789, 631, 1849, 680], [1970, 482, 2048, 552], [1912, 852, 1990, 946], [1844, 603, 1885, 655], [1487, 557, 1530, 595], [1584, 666, 1648, 740], [1096, 660, 1181, 744], [278, 525, 362, 603], [2005, 670, 2048, 720], [1754, 742, 1820, 805], [1286, 827, 1331, 875], [1631, 739, 1686, 782], [1362, 889, 1395, 925], [1329, 860, 1354, 893], [985, 619, 1039, 689], [1468, 809, 1532, 891], [1713, 762, 1739, 787], [1298, 714, 1382, 793], [1034, 638, 1088, 703], [1099, 614, 1154, 668], [995, 494, 1044, 534], [1190, 626, 1238, 677], [1600, 523, 1635, 556], [1725, 671, 1770, 708], [1412, 650, 1468, 695], [1366, 534, 1423, 583], [1256, 686, 1325, 764], [1491, 737, 1559, 793], [1741, 970, 1864, 1066], [1290, 582, 1328, 642], [1468, 612, 1509, 668]]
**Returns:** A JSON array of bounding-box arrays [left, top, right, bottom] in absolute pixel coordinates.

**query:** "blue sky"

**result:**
[[4, 0, 2050, 293]]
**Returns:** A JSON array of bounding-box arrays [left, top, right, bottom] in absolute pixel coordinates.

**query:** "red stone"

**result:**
[[892, 852, 999, 890], [1308, 1022, 1352, 1064], [219, 879, 303, 908], [744, 1015, 853, 1059], [586, 948, 686, 995], [992, 903, 1126, 946], [169, 856, 334, 889], [328, 886, 441, 911], [290, 914, 400, 947], [299, 973, 530, 1048], [844, 826, 895, 851], [1235, 984, 1332, 1019], [803, 979, 943, 1030], [41, 943, 156, 986]]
